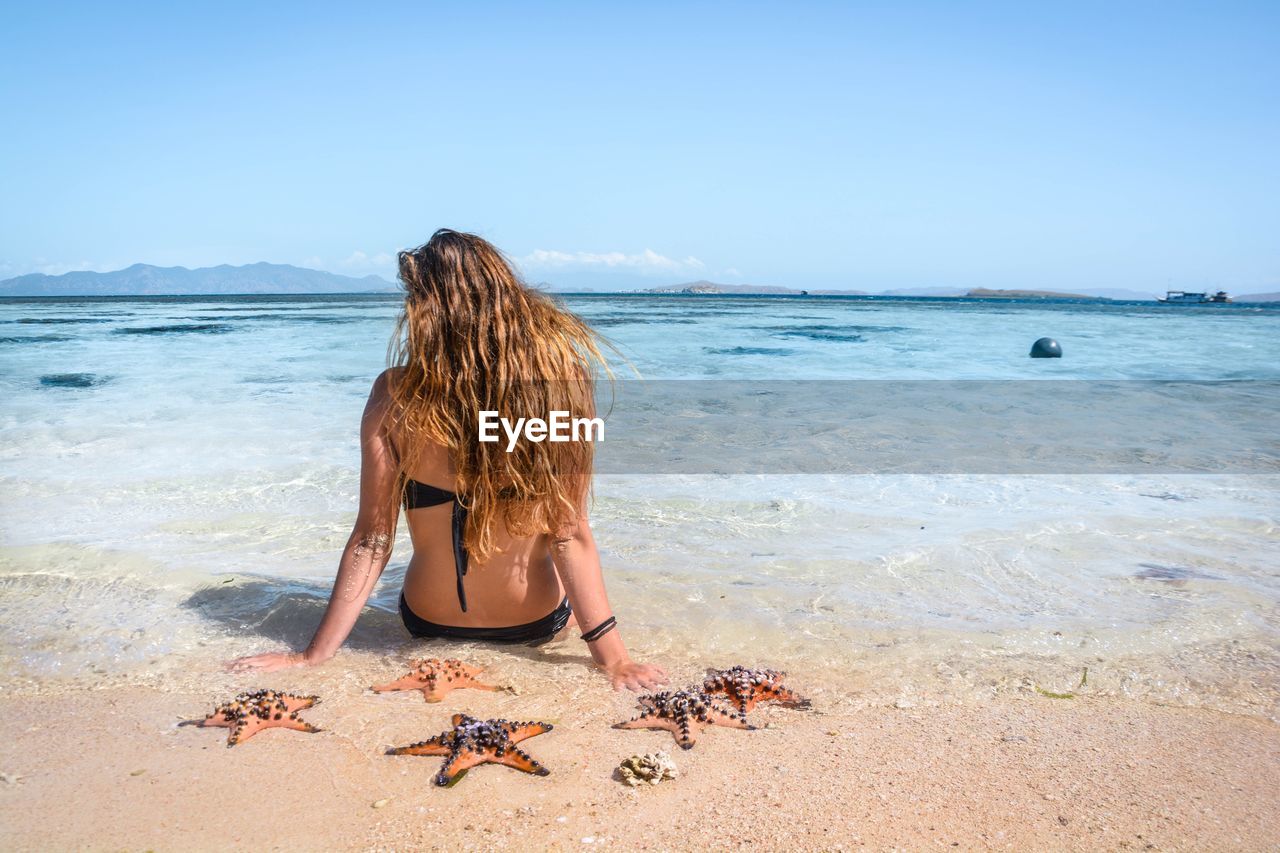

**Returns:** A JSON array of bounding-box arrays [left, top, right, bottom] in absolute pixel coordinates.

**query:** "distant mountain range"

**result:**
[[0, 263, 396, 296]]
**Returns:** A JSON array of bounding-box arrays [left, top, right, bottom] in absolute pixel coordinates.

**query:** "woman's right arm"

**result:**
[[550, 518, 667, 691], [227, 371, 401, 673]]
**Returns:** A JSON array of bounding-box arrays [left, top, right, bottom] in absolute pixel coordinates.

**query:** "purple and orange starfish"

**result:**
[[370, 658, 502, 703], [387, 714, 553, 786], [186, 689, 321, 747], [702, 666, 811, 716], [614, 689, 754, 750]]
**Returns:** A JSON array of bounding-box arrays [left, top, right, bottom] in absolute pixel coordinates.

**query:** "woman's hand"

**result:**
[[604, 660, 668, 692], [224, 650, 316, 674]]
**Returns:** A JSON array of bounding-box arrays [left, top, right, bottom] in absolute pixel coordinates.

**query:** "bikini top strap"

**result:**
[[402, 479, 469, 613], [451, 498, 469, 613], [403, 478, 456, 509]]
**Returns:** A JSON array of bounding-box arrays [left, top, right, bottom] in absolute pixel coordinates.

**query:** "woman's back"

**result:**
[[397, 432, 565, 629]]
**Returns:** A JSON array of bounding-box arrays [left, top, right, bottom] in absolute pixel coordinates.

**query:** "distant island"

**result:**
[[643, 280, 1105, 299], [0, 263, 396, 297], [965, 287, 1102, 299], [644, 280, 865, 296]]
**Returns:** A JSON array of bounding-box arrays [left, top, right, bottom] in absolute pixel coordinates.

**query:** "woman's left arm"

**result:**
[[227, 371, 401, 673]]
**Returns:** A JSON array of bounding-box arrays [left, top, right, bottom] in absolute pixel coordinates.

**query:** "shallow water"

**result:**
[[1, 294, 1277, 715]]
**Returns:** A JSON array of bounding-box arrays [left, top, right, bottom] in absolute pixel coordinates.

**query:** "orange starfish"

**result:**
[[613, 689, 754, 750], [386, 714, 553, 786], [370, 658, 502, 703], [702, 666, 812, 715], [185, 689, 321, 747]]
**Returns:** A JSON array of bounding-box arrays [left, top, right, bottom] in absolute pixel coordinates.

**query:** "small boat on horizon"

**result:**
[[1157, 290, 1231, 304]]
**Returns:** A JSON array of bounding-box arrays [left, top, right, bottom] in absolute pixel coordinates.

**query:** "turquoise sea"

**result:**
[[2, 294, 1278, 715]]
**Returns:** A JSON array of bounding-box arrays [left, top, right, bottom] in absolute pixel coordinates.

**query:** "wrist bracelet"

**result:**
[[580, 615, 617, 643]]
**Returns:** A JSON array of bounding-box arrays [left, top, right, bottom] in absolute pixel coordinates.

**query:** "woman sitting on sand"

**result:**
[[228, 229, 668, 692]]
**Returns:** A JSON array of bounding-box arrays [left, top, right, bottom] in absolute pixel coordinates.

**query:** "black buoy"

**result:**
[[1029, 337, 1062, 358]]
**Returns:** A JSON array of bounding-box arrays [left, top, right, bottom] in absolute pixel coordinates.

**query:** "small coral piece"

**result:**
[[617, 751, 678, 787]]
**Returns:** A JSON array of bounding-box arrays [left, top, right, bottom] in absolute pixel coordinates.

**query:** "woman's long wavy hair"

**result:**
[[387, 228, 608, 564]]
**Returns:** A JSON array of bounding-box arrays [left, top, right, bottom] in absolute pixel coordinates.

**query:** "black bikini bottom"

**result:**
[[399, 593, 572, 645]]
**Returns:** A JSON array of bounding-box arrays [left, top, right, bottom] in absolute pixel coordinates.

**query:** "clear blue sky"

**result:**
[[2, 1, 1277, 292]]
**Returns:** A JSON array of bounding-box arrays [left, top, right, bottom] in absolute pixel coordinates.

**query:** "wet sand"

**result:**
[[2, 675, 1278, 851]]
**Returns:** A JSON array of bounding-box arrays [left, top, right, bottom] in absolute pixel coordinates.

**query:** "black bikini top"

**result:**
[[403, 479, 471, 613]]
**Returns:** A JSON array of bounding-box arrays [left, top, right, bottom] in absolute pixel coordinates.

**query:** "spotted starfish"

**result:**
[[614, 689, 755, 750], [386, 714, 553, 786], [185, 690, 321, 747], [703, 666, 812, 715], [370, 658, 502, 703]]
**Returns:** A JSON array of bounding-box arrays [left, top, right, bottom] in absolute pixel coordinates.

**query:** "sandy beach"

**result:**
[[3, 657, 1278, 851]]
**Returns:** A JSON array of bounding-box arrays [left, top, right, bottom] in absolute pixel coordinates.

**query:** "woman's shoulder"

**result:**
[[369, 367, 407, 398], [363, 368, 408, 427]]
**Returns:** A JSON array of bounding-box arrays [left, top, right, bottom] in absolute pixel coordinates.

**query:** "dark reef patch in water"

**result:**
[[703, 346, 797, 356], [114, 323, 235, 335], [198, 301, 391, 312], [754, 322, 907, 335], [581, 308, 753, 324], [638, 309, 753, 319], [39, 373, 109, 388], [0, 334, 74, 343], [240, 375, 294, 385], [586, 315, 698, 327], [16, 317, 115, 325], [198, 313, 369, 323], [773, 329, 866, 343]]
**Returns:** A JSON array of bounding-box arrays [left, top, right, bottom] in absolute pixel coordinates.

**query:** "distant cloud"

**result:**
[[339, 250, 395, 272], [518, 248, 705, 276]]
